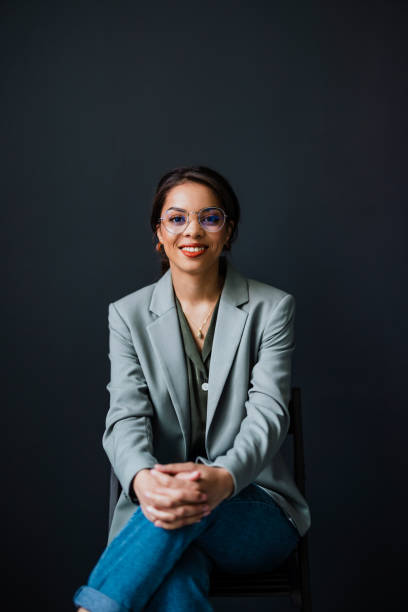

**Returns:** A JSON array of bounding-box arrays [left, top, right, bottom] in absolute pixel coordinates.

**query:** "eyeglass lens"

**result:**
[[163, 208, 225, 233]]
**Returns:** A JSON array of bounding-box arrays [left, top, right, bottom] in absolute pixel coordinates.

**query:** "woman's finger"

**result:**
[[174, 471, 201, 480], [150, 469, 173, 486], [150, 471, 206, 498], [146, 505, 176, 522], [151, 468, 201, 481], [146, 503, 209, 523], [154, 462, 197, 473], [147, 485, 207, 507]]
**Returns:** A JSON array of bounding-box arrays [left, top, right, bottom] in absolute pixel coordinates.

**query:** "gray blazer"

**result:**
[[104, 258, 311, 544]]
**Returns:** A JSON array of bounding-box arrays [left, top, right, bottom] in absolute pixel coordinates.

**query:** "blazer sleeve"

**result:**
[[102, 302, 158, 504], [196, 293, 295, 497]]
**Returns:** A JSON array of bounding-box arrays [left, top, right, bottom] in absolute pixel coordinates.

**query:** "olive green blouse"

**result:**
[[174, 290, 221, 461]]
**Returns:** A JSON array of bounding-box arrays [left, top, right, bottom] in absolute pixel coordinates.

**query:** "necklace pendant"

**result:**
[[197, 330, 203, 339]]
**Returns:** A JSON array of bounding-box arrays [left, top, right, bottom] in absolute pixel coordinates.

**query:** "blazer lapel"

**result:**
[[146, 269, 191, 456], [206, 261, 249, 438], [146, 258, 249, 456]]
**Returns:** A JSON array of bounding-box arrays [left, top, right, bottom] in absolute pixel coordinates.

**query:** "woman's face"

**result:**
[[156, 181, 233, 276]]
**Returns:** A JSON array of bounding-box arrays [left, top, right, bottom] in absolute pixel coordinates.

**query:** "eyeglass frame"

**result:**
[[158, 206, 229, 234]]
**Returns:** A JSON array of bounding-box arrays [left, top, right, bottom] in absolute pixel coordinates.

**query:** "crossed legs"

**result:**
[[73, 484, 299, 612]]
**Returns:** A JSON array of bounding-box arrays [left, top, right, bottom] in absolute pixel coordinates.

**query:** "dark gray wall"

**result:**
[[2, 1, 406, 610]]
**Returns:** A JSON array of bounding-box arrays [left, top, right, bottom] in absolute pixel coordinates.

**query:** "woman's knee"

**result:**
[[196, 494, 300, 573]]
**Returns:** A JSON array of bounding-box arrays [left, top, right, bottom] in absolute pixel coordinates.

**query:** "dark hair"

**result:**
[[150, 165, 241, 275]]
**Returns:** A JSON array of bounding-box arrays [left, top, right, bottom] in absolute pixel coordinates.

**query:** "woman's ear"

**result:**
[[156, 224, 162, 244], [226, 220, 234, 241]]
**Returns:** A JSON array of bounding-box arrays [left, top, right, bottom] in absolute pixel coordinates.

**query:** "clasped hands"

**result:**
[[133, 462, 234, 530]]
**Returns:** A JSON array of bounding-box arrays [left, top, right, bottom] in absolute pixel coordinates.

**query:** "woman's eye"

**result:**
[[202, 215, 220, 224], [169, 215, 186, 224]]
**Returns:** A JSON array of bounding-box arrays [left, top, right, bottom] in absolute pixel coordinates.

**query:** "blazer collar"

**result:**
[[149, 256, 249, 315], [146, 257, 249, 458]]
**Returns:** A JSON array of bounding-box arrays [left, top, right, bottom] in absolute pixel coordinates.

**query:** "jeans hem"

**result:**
[[73, 585, 130, 612]]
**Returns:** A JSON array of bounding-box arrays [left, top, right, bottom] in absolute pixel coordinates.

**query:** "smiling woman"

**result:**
[[151, 166, 240, 278], [73, 165, 311, 612], [155, 179, 235, 278], [156, 183, 231, 270]]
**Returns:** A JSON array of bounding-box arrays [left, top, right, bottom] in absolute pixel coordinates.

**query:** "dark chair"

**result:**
[[108, 386, 312, 611]]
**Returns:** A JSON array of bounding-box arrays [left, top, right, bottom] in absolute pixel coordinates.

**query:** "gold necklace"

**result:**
[[196, 303, 216, 339], [185, 293, 221, 339]]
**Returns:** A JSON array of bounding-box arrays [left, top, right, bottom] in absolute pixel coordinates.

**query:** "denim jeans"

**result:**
[[73, 483, 300, 612]]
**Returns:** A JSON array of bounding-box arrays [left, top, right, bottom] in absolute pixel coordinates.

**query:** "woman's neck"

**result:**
[[170, 259, 225, 307]]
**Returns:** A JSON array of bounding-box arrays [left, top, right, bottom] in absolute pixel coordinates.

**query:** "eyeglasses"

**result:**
[[158, 207, 228, 234]]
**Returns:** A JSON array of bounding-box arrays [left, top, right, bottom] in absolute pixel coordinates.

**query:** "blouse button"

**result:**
[[201, 382, 209, 391]]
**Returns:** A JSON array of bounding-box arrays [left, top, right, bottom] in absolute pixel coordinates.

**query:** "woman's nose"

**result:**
[[183, 212, 203, 234]]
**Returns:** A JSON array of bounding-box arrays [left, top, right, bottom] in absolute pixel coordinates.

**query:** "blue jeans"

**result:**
[[73, 483, 300, 612]]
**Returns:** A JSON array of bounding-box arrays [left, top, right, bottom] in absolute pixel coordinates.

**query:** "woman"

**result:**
[[73, 165, 311, 612]]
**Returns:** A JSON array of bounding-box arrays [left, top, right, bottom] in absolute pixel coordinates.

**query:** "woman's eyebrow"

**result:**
[[166, 206, 219, 212]]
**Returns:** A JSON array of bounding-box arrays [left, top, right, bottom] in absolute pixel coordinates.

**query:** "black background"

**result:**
[[2, 1, 406, 610]]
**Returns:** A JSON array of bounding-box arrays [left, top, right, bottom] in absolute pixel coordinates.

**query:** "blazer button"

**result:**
[[201, 382, 209, 391]]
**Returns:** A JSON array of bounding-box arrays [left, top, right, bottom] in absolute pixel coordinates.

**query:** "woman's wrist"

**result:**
[[132, 468, 151, 499], [214, 467, 234, 499]]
